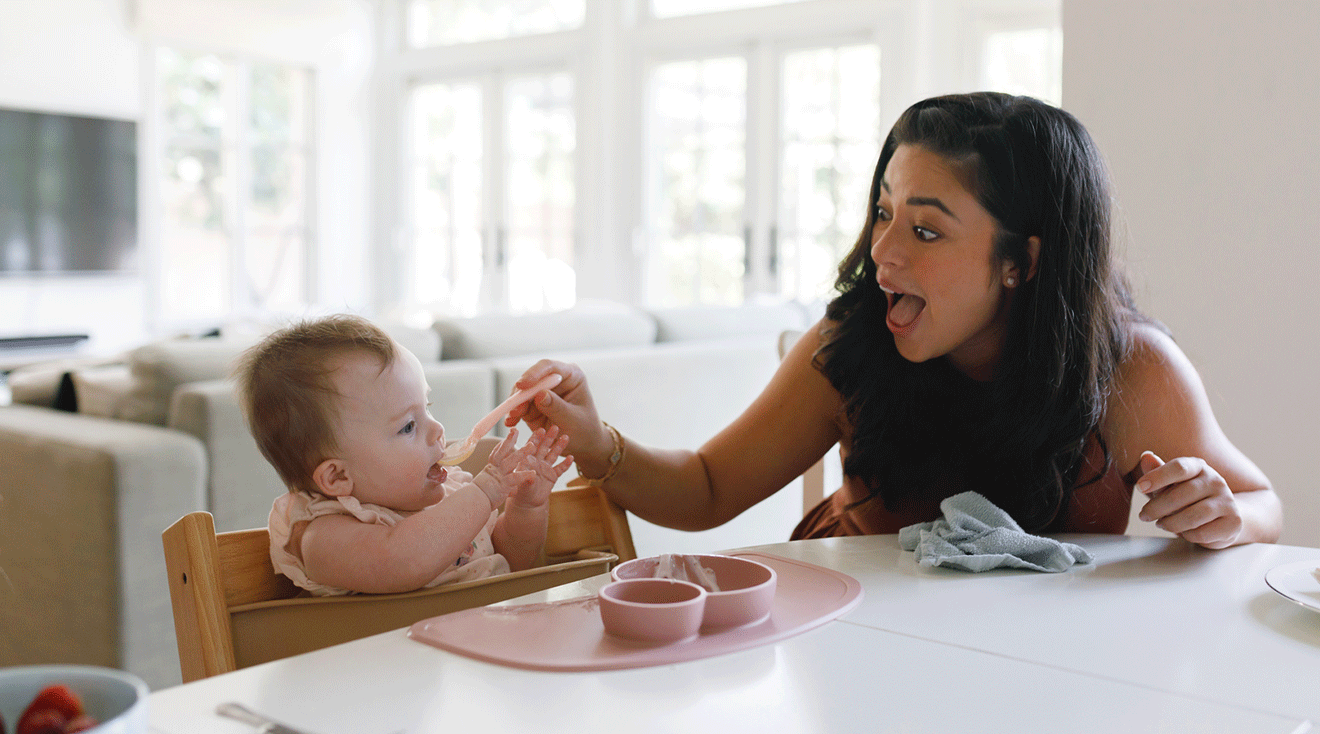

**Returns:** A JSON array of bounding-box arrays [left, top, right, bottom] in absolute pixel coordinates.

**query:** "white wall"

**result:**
[[1063, 0, 1320, 547], [0, 0, 375, 357], [0, 0, 149, 355]]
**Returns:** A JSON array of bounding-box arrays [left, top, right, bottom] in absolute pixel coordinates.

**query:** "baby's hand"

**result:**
[[471, 428, 529, 509], [471, 427, 573, 510], [507, 426, 573, 510]]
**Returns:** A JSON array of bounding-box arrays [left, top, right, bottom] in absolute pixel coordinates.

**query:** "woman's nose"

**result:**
[[870, 221, 903, 268]]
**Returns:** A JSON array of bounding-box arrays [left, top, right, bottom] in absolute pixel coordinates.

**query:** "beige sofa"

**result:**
[[0, 300, 817, 689]]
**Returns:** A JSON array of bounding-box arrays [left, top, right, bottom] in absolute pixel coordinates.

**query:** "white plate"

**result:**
[[1264, 559, 1320, 613]]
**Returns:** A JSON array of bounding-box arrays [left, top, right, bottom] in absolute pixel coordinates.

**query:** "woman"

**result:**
[[508, 93, 1281, 549]]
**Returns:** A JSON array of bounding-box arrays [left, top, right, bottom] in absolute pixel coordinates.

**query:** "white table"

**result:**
[[147, 535, 1320, 734]]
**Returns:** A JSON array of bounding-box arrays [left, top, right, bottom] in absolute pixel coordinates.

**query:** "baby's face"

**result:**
[[328, 346, 450, 511]]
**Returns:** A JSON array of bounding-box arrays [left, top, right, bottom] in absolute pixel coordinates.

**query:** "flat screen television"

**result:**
[[0, 106, 137, 275]]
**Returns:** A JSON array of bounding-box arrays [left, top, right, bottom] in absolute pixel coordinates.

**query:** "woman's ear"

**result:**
[[1002, 236, 1041, 288], [313, 458, 353, 497], [1025, 235, 1041, 282]]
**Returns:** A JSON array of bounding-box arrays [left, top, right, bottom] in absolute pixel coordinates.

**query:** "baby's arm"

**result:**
[[299, 431, 532, 594], [492, 426, 574, 571]]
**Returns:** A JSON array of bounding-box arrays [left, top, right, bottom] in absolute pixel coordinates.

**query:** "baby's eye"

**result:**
[[914, 226, 938, 242], [400, 420, 416, 436]]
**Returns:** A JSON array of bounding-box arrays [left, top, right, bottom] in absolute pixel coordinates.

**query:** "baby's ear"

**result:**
[[313, 458, 353, 497]]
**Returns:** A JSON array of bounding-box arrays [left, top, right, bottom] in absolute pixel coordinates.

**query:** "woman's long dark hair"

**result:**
[[818, 92, 1141, 531]]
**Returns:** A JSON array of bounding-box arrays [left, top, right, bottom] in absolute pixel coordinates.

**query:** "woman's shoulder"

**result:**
[[1104, 320, 1209, 466], [1115, 320, 1195, 389]]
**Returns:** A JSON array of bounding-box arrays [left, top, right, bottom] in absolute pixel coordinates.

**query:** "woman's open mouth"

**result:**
[[881, 285, 926, 336]]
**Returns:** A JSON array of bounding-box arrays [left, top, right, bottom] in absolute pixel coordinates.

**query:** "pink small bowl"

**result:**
[[612, 554, 778, 631], [598, 578, 707, 643]]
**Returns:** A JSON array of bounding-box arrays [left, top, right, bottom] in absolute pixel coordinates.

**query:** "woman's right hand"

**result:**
[[504, 359, 615, 478]]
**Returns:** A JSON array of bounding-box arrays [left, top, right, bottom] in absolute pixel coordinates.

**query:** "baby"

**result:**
[[234, 314, 572, 596]]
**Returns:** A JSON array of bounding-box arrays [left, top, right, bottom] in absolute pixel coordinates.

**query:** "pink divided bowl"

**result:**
[[612, 554, 778, 631], [598, 578, 707, 643]]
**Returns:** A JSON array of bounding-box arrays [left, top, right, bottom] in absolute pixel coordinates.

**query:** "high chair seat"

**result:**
[[162, 437, 635, 682]]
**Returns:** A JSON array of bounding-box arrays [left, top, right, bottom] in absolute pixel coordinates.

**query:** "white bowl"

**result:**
[[0, 665, 149, 734]]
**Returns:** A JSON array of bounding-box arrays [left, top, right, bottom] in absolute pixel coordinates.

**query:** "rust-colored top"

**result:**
[[791, 435, 1136, 539]]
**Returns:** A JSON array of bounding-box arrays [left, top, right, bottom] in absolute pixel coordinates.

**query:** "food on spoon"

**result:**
[[437, 373, 564, 465]]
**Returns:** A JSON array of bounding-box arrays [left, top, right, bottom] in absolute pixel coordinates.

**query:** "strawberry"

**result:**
[[16, 685, 85, 734], [61, 715, 99, 733], [20, 686, 83, 722], [14, 708, 65, 734]]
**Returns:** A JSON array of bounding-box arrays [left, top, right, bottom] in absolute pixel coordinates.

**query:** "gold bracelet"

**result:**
[[581, 422, 624, 487]]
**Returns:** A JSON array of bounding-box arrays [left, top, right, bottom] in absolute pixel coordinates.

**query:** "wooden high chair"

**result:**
[[162, 437, 635, 682]]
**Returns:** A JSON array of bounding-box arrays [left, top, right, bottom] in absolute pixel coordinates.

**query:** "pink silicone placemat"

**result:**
[[406, 551, 863, 671]]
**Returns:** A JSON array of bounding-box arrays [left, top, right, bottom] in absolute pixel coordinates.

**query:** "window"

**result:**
[[155, 48, 313, 326], [778, 44, 881, 303], [646, 57, 747, 307], [386, 0, 1061, 315], [407, 0, 585, 47], [406, 71, 575, 315], [650, 0, 806, 18]]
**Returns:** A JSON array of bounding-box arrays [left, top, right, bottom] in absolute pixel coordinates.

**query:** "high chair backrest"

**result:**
[[162, 437, 635, 683], [779, 329, 831, 515]]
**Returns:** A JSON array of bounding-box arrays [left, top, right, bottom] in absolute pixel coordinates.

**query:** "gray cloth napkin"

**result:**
[[898, 491, 1094, 572]]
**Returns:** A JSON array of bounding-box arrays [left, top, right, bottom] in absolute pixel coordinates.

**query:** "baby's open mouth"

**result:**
[[882, 286, 926, 328], [428, 463, 448, 484]]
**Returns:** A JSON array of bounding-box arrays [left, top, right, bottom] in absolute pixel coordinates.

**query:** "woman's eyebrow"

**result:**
[[907, 197, 960, 222], [879, 180, 961, 222]]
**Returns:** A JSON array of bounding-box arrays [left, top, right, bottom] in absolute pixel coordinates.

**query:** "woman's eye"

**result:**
[[875, 205, 892, 222], [914, 226, 938, 242], [400, 420, 416, 436]]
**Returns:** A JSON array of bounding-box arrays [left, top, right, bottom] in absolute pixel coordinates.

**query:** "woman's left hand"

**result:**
[[1134, 451, 1244, 549]]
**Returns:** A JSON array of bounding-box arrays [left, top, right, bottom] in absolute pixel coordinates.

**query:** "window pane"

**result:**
[[160, 145, 229, 319], [157, 49, 226, 141], [243, 231, 305, 312], [651, 0, 803, 18], [250, 63, 312, 145], [249, 147, 307, 235], [407, 0, 584, 47], [506, 73, 576, 313], [982, 27, 1062, 106], [779, 44, 880, 303], [647, 57, 747, 307], [411, 82, 483, 314]]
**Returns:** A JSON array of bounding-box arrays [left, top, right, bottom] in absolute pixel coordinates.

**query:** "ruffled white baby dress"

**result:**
[[268, 467, 510, 596]]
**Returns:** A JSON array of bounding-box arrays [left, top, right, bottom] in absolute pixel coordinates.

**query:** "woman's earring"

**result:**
[[1005, 275, 1017, 287]]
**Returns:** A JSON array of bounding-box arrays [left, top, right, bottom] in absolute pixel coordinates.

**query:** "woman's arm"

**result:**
[[507, 319, 845, 531], [1104, 323, 1282, 547]]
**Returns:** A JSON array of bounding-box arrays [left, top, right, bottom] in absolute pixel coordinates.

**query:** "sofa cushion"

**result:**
[[433, 300, 657, 360], [70, 364, 134, 418], [6, 356, 121, 409], [117, 338, 256, 425], [647, 302, 808, 342]]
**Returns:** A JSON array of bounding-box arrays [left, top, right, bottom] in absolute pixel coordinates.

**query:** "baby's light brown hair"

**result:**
[[233, 314, 397, 495]]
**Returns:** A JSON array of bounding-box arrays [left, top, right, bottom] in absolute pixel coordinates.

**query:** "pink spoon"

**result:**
[[437, 373, 564, 465]]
